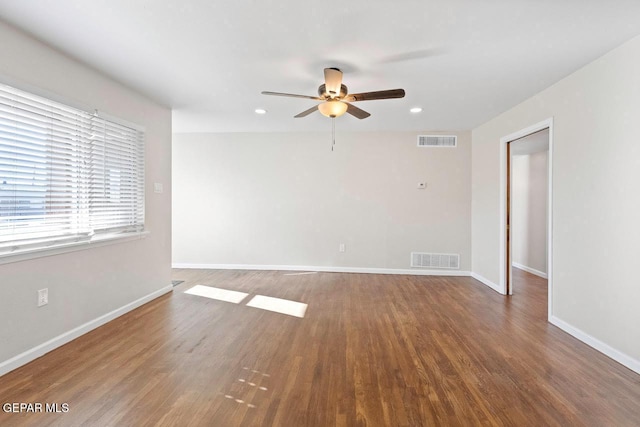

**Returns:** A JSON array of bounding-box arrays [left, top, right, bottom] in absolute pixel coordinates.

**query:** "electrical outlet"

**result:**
[[38, 288, 48, 307], [339, 243, 346, 252]]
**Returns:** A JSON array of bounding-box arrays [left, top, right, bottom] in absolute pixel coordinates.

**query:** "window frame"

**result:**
[[0, 81, 147, 264]]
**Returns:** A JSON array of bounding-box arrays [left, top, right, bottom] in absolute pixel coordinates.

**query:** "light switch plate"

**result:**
[[38, 288, 48, 307]]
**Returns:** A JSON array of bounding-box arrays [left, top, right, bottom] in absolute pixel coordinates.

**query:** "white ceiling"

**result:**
[[1, 1, 640, 133]]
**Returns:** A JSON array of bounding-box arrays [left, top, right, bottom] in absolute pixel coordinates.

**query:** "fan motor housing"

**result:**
[[318, 84, 348, 99]]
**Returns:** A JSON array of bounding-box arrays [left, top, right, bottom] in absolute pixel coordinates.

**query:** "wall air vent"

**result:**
[[411, 252, 460, 269], [417, 135, 457, 147]]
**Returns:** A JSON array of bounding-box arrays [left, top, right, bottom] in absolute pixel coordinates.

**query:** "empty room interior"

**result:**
[[1, 1, 640, 426]]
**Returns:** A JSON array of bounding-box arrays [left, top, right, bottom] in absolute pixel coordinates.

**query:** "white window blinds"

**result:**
[[0, 83, 144, 255], [88, 115, 145, 234]]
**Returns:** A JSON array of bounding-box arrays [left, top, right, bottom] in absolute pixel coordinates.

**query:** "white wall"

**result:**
[[471, 34, 640, 367], [173, 131, 471, 272], [0, 22, 172, 370], [512, 151, 547, 275]]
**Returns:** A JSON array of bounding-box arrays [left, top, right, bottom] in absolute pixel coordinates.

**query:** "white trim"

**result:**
[[0, 284, 172, 377], [547, 121, 554, 321], [512, 262, 548, 279], [470, 272, 503, 294], [500, 117, 554, 320], [550, 316, 640, 375], [172, 263, 471, 277], [499, 129, 508, 294], [0, 231, 149, 266]]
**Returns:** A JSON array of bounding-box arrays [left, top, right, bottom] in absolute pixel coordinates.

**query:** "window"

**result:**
[[0, 83, 144, 257]]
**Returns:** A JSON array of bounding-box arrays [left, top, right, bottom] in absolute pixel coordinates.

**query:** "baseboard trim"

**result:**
[[512, 262, 548, 279], [470, 272, 504, 294], [0, 284, 173, 378], [172, 263, 471, 277], [549, 315, 640, 375]]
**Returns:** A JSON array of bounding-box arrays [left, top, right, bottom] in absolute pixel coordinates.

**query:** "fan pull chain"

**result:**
[[331, 117, 336, 151]]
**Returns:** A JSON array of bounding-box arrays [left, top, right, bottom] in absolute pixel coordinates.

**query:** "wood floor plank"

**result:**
[[1, 268, 639, 426]]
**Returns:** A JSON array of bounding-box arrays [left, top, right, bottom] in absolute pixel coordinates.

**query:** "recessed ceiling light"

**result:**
[[410, 107, 423, 113], [255, 108, 267, 114]]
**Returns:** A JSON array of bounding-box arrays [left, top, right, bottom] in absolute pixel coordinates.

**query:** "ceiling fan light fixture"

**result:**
[[262, 68, 404, 121], [324, 67, 343, 99], [318, 100, 348, 118]]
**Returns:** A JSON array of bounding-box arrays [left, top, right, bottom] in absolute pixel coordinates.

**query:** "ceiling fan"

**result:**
[[261, 68, 405, 119]]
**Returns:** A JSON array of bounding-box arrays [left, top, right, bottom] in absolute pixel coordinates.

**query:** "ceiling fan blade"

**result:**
[[345, 103, 371, 119], [294, 105, 319, 118], [324, 68, 343, 98], [262, 91, 322, 100], [344, 89, 405, 102]]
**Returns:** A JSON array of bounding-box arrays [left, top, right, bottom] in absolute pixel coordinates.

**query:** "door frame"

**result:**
[[499, 117, 553, 320]]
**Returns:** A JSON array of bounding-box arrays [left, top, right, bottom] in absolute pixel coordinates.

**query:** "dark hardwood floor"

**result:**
[[1, 268, 639, 426]]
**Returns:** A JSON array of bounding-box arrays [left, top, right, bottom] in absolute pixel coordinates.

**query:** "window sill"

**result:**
[[0, 231, 149, 266]]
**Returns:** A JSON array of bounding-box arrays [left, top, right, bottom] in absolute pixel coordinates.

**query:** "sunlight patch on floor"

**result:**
[[282, 271, 318, 276], [184, 285, 249, 304], [246, 295, 308, 318]]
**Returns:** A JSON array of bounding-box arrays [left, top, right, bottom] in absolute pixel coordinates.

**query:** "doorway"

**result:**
[[500, 118, 553, 320]]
